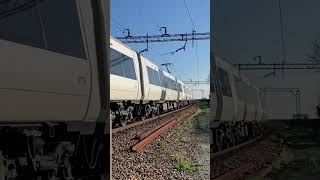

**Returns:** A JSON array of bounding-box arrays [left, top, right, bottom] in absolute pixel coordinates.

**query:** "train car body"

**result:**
[[211, 57, 264, 152], [110, 37, 191, 126], [0, 0, 109, 179]]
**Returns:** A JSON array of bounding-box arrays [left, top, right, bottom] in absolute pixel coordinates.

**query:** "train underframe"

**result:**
[[0, 123, 109, 180], [211, 120, 263, 152], [111, 100, 190, 127]]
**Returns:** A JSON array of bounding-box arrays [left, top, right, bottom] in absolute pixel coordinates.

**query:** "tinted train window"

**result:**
[[0, 1, 45, 49], [159, 71, 177, 91], [110, 48, 136, 80], [177, 83, 183, 92], [123, 58, 137, 80], [147, 67, 155, 85], [0, 0, 85, 59], [170, 79, 177, 90], [147, 67, 161, 86], [38, 0, 85, 58], [159, 71, 167, 88], [218, 67, 232, 97]]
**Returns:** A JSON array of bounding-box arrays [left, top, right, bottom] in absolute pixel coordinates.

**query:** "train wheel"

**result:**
[[110, 110, 116, 126], [140, 116, 146, 121], [215, 129, 224, 152], [225, 127, 233, 148], [145, 105, 152, 117], [119, 116, 128, 127]]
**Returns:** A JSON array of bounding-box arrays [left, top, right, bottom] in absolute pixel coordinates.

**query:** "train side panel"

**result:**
[[0, 0, 92, 121], [162, 70, 178, 101]]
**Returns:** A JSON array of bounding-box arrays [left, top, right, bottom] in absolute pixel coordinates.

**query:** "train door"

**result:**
[[0, 0, 91, 121], [159, 70, 166, 100], [146, 66, 162, 100], [176, 79, 180, 100], [229, 74, 239, 121]]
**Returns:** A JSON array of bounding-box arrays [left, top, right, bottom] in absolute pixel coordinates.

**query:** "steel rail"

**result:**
[[131, 107, 197, 152], [112, 105, 193, 134]]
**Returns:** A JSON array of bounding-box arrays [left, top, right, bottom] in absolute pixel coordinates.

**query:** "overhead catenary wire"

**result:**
[[183, 0, 195, 28], [182, 0, 200, 86], [111, 17, 167, 64]]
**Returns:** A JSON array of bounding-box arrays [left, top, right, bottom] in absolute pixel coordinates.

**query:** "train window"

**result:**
[[159, 71, 165, 86], [110, 48, 136, 80], [147, 67, 161, 86], [159, 72, 178, 91], [178, 83, 183, 92], [154, 71, 161, 86], [0, 1, 45, 49], [218, 67, 232, 97], [168, 78, 175, 90], [168, 79, 172, 90], [0, 0, 86, 59], [110, 49, 125, 76], [38, 0, 86, 59], [147, 67, 155, 85], [122, 58, 137, 80]]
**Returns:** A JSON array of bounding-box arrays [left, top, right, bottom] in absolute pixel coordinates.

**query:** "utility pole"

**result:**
[[278, 0, 287, 79]]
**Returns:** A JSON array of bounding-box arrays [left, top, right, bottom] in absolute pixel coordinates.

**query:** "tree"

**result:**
[[306, 40, 320, 63]]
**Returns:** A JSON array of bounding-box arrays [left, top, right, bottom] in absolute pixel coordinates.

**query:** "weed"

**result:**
[[174, 154, 202, 172], [158, 139, 167, 150]]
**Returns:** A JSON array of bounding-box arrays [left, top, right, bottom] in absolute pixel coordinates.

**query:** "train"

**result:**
[[110, 37, 193, 127], [0, 0, 109, 179], [210, 56, 265, 152]]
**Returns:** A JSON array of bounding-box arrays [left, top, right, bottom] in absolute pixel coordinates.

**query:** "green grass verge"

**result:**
[[174, 154, 202, 172]]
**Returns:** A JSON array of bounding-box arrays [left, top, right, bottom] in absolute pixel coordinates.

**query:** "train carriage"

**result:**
[[0, 0, 109, 179], [211, 57, 264, 152], [110, 36, 192, 126]]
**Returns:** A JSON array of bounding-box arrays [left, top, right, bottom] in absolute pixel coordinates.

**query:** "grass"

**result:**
[[197, 99, 209, 112], [174, 154, 202, 172], [158, 139, 167, 150], [271, 150, 294, 171], [263, 124, 320, 179]]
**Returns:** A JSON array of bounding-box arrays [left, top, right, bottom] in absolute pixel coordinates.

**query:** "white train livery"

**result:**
[[210, 57, 265, 152], [110, 37, 193, 126]]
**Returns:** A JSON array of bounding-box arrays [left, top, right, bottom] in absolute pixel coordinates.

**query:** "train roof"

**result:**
[[110, 36, 183, 82], [216, 56, 259, 90]]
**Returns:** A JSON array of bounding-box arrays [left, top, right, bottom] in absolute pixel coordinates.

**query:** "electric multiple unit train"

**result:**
[[0, 0, 109, 179], [110, 37, 193, 126], [210, 57, 265, 152]]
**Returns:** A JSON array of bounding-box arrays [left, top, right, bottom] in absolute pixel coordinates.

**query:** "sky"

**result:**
[[110, 0, 210, 82], [212, 0, 320, 118], [214, 0, 320, 64]]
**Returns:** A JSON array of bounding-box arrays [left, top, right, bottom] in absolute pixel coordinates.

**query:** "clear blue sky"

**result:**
[[214, 0, 320, 64], [110, 0, 210, 82]]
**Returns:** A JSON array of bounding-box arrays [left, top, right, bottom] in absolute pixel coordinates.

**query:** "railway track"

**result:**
[[212, 135, 263, 158], [112, 105, 199, 179], [112, 105, 194, 133], [212, 135, 264, 179], [132, 106, 198, 152]]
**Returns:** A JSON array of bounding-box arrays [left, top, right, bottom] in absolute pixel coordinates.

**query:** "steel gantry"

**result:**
[[115, 32, 210, 43]]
